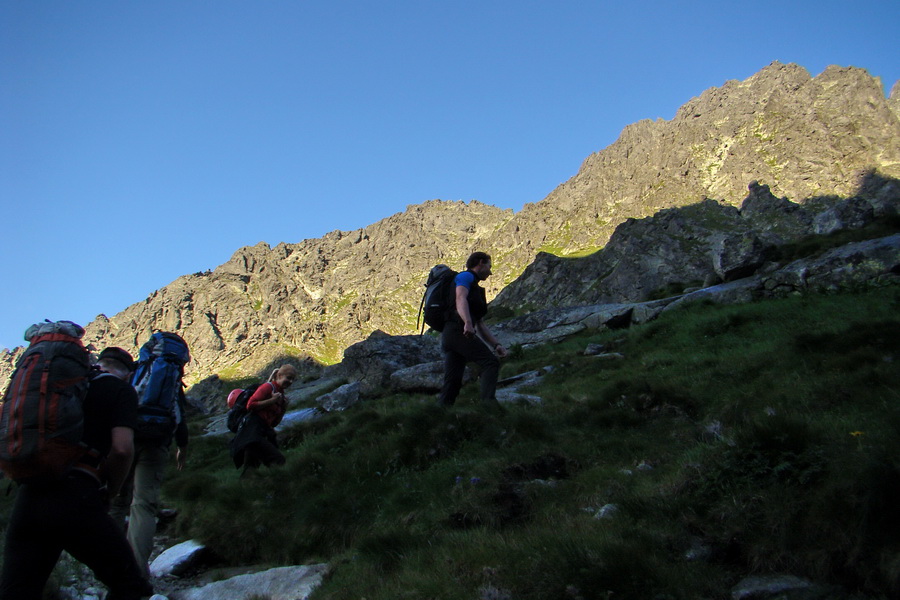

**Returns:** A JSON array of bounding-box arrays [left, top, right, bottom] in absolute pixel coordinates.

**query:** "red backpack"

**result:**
[[0, 320, 92, 482]]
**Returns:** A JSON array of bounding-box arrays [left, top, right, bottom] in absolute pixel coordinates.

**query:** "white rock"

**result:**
[[150, 539, 206, 578], [174, 564, 328, 600]]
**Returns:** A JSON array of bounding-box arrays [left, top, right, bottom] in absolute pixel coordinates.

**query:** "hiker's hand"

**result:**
[[495, 344, 508, 358], [463, 321, 476, 338]]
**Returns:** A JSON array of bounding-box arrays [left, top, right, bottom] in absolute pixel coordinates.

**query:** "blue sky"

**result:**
[[1, 1, 898, 350]]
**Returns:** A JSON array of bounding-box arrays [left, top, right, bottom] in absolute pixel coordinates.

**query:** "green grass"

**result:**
[[4, 284, 898, 598]]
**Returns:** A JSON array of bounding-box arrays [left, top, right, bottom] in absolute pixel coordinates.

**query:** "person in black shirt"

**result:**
[[0, 347, 153, 600]]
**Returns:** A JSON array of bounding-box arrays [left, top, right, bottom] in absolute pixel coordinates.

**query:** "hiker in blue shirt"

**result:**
[[437, 251, 508, 412]]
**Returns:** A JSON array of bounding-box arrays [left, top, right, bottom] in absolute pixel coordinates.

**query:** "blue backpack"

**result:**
[[131, 332, 190, 440]]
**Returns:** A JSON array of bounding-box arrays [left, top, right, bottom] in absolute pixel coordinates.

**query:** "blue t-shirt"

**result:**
[[455, 270, 477, 289], [453, 270, 487, 321]]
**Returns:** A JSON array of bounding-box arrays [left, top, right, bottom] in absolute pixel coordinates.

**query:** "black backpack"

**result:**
[[226, 382, 270, 433], [417, 265, 458, 333]]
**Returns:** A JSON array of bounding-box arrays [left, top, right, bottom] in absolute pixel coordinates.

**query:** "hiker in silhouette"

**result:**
[[110, 334, 190, 581], [0, 347, 153, 600], [230, 364, 297, 477], [438, 251, 508, 412]]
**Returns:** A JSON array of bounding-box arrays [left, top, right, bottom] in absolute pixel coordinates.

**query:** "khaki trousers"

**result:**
[[110, 440, 169, 578]]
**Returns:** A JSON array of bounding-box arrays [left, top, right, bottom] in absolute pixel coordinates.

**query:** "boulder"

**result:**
[[389, 360, 475, 393], [494, 367, 552, 405], [812, 196, 875, 235], [769, 233, 900, 294], [739, 181, 814, 245], [150, 540, 207, 578], [493, 300, 674, 349], [665, 233, 900, 312], [171, 564, 327, 600], [277, 407, 322, 430], [711, 231, 768, 282], [730, 574, 830, 599], [338, 331, 441, 395], [317, 382, 362, 412]]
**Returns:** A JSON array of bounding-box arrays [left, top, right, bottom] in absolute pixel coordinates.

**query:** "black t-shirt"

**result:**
[[81, 373, 138, 458]]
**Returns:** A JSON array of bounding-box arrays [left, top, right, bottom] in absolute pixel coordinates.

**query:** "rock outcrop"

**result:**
[[1, 63, 897, 390], [493, 175, 899, 311]]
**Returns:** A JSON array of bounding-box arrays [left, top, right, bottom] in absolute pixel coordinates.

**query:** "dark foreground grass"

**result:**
[[155, 284, 900, 599], [59, 284, 900, 598]]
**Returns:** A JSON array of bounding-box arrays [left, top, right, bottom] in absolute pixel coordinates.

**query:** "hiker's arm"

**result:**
[[250, 394, 284, 409], [106, 426, 135, 498], [476, 321, 508, 358], [456, 286, 476, 337], [247, 385, 284, 411]]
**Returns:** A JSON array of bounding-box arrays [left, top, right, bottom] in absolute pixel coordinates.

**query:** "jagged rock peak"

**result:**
[[1, 63, 897, 391], [889, 80, 900, 121]]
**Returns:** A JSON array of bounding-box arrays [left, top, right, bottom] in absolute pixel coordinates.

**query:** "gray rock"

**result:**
[[495, 367, 553, 405], [389, 360, 454, 393], [594, 504, 619, 519], [772, 234, 900, 293], [663, 277, 760, 312], [276, 407, 322, 430], [495, 390, 543, 405], [812, 196, 875, 235], [289, 375, 346, 405], [712, 231, 768, 282], [583, 343, 605, 355], [731, 574, 820, 599], [150, 540, 207, 578], [171, 564, 327, 600], [317, 382, 362, 412], [339, 331, 441, 395], [740, 182, 814, 245], [494, 302, 665, 349]]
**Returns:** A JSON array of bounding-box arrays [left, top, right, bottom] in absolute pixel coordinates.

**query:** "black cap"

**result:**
[[98, 347, 135, 372]]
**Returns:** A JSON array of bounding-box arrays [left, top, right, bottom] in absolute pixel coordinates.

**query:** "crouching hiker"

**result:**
[[0, 342, 153, 600], [229, 364, 297, 477]]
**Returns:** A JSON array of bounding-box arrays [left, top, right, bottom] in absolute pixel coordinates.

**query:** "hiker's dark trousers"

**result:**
[[438, 320, 500, 407], [0, 473, 151, 600]]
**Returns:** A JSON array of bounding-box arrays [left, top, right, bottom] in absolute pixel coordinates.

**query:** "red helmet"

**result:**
[[227, 388, 243, 408]]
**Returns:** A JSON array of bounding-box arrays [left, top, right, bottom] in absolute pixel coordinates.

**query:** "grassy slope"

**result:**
[[157, 283, 900, 600]]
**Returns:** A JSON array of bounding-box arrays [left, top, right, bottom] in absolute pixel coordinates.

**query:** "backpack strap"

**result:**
[[417, 292, 427, 335]]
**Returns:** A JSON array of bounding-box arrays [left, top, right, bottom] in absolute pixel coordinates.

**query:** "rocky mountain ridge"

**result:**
[[1, 62, 898, 388]]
